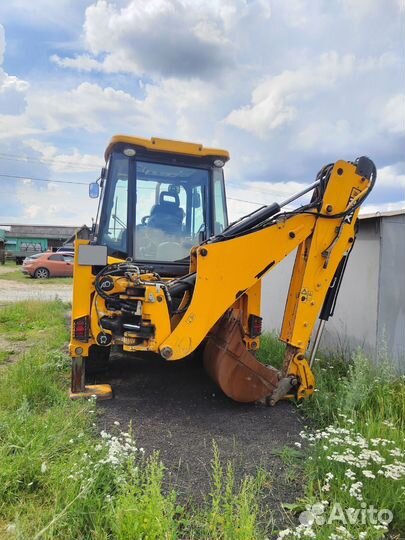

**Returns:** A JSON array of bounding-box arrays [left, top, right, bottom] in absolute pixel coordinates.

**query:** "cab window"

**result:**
[[213, 168, 228, 234]]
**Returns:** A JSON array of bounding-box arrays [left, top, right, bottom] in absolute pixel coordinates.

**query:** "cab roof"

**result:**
[[105, 135, 230, 162]]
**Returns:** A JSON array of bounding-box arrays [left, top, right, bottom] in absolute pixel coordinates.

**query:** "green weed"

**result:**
[[0, 301, 274, 540], [256, 331, 285, 369]]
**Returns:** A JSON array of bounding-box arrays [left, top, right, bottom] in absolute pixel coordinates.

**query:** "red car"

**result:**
[[22, 252, 74, 279]]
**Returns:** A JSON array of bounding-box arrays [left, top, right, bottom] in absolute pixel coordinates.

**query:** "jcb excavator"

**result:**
[[69, 135, 376, 404]]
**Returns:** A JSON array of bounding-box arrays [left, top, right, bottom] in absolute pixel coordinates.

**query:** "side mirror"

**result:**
[[89, 182, 100, 199]]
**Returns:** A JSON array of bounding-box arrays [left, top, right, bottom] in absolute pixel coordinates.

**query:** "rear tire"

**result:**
[[34, 267, 49, 279], [86, 345, 111, 375]]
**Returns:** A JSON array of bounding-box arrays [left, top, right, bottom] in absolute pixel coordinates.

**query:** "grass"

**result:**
[[0, 301, 273, 540], [258, 332, 405, 539], [256, 330, 285, 369], [6, 308, 402, 539], [0, 350, 14, 364]]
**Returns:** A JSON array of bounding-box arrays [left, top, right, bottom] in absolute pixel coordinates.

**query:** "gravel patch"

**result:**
[[0, 279, 72, 303]]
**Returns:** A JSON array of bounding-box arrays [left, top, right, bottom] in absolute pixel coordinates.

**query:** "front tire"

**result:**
[[86, 345, 111, 375], [34, 267, 49, 279]]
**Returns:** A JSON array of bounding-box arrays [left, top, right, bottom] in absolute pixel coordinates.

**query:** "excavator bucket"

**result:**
[[203, 314, 282, 403]]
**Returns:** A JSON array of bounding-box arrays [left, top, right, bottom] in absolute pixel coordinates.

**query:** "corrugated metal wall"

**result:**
[[377, 214, 405, 369], [261, 213, 405, 369]]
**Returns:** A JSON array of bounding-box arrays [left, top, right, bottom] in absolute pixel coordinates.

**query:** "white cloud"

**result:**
[[0, 25, 29, 113], [51, 0, 274, 79], [381, 94, 405, 134], [361, 201, 405, 215], [52, 0, 234, 78], [14, 180, 98, 226], [25, 139, 103, 173], [226, 178, 311, 220], [226, 52, 357, 137], [0, 82, 147, 140], [377, 161, 405, 188]]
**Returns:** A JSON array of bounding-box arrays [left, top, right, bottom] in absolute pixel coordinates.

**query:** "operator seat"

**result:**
[[148, 191, 184, 235]]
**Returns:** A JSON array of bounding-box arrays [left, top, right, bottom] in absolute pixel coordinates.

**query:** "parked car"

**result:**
[[22, 252, 74, 278], [56, 245, 75, 253]]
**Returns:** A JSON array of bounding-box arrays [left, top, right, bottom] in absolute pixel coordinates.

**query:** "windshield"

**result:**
[[135, 161, 209, 261], [100, 153, 210, 262]]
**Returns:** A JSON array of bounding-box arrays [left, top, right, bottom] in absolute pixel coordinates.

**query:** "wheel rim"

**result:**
[[36, 268, 48, 278]]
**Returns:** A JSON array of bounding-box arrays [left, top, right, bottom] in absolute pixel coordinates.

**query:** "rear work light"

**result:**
[[248, 315, 263, 339], [73, 316, 89, 341]]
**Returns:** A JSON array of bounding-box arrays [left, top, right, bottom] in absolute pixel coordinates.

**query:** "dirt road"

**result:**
[[96, 351, 306, 519], [0, 279, 72, 303]]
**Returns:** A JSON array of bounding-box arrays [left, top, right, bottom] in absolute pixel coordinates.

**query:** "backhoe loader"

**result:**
[[69, 135, 376, 404]]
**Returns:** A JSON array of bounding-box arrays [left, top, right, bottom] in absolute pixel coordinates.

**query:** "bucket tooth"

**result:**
[[203, 314, 280, 403]]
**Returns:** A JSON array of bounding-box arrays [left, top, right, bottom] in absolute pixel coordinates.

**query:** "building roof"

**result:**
[[360, 208, 405, 220], [1, 224, 79, 239]]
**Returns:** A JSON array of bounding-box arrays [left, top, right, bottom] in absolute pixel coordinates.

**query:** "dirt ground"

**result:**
[[95, 350, 306, 522], [0, 278, 72, 303]]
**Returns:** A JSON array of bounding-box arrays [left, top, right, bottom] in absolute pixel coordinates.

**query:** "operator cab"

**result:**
[[94, 136, 229, 276]]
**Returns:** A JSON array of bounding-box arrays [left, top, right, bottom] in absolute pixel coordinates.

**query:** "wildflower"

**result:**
[[349, 481, 363, 501], [113, 421, 120, 426], [6, 524, 16, 534], [294, 442, 302, 448], [40, 462, 47, 473], [362, 470, 376, 479], [277, 529, 291, 539]]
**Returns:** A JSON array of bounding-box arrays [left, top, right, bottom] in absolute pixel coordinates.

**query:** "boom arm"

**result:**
[[158, 157, 375, 402]]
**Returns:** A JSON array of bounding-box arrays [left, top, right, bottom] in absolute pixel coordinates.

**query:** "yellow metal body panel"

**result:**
[[160, 214, 316, 359], [69, 239, 93, 358], [105, 134, 230, 162], [280, 160, 368, 349]]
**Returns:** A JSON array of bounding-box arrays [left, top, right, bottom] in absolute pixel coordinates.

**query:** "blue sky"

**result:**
[[0, 0, 404, 225]]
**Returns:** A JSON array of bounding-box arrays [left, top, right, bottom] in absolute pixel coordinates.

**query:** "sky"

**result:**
[[0, 0, 404, 226]]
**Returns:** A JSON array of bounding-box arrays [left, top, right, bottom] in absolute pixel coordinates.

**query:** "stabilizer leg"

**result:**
[[69, 356, 113, 401]]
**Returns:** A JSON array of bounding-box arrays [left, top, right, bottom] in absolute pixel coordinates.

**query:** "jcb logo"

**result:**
[[345, 187, 361, 224]]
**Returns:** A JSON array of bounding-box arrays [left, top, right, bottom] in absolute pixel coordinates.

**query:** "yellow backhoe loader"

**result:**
[[69, 135, 376, 404]]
